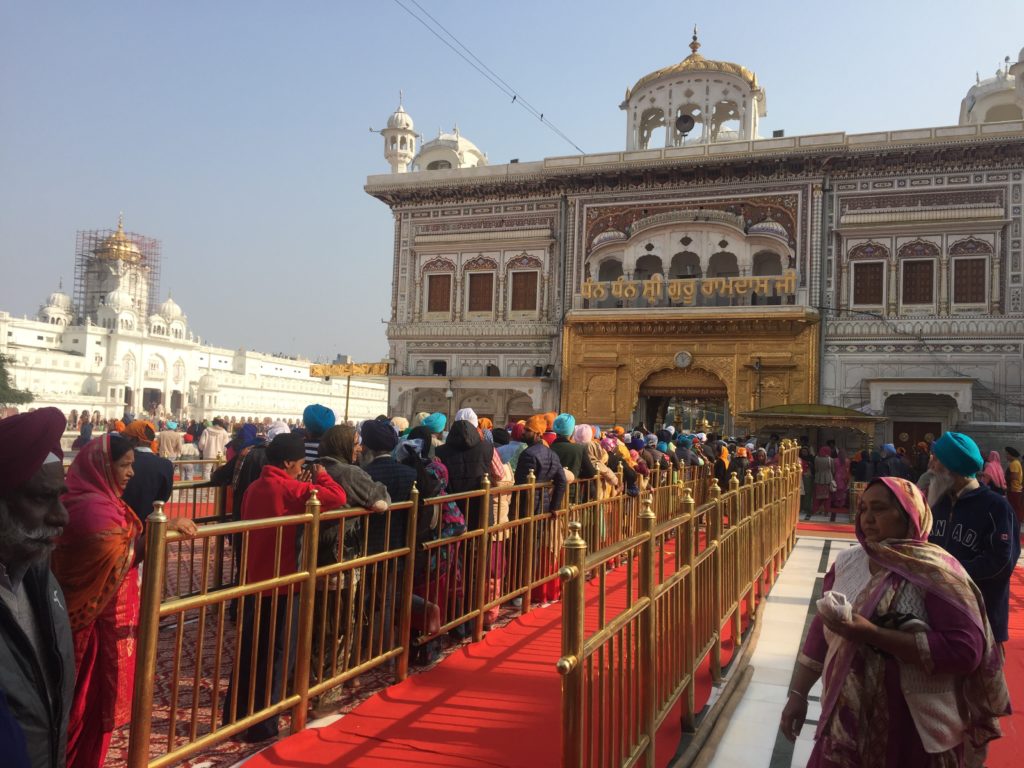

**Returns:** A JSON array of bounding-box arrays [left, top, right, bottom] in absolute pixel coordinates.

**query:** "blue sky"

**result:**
[[2, 1, 1022, 361]]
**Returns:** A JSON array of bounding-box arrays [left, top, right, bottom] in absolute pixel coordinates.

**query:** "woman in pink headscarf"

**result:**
[[830, 449, 850, 515], [780, 476, 1009, 765], [979, 450, 1008, 495]]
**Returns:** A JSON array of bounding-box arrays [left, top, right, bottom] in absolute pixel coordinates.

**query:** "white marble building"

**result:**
[[2, 219, 387, 424], [367, 36, 1024, 451]]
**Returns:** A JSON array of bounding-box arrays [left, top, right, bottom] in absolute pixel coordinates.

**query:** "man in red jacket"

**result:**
[[225, 432, 346, 742]]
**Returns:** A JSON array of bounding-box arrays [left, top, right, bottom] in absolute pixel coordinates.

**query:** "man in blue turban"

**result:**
[[421, 412, 446, 437], [928, 431, 1020, 644], [302, 404, 336, 461]]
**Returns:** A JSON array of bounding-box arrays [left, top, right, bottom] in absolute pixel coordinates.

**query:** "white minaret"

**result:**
[[376, 92, 418, 173]]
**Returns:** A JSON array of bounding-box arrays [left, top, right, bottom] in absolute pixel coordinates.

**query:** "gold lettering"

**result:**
[[774, 270, 796, 294], [681, 281, 696, 304], [642, 276, 664, 304]]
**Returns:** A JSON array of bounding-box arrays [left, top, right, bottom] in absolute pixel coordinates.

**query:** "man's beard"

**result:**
[[927, 465, 956, 508], [0, 501, 62, 565]]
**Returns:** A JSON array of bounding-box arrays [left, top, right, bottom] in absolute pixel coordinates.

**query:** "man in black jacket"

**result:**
[[121, 419, 174, 520], [435, 416, 497, 530], [0, 408, 75, 768], [514, 415, 567, 514]]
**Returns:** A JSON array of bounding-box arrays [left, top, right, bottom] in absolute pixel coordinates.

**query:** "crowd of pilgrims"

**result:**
[[1, 404, 1021, 768]]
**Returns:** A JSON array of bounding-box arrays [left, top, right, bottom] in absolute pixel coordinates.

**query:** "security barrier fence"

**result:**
[[557, 443, 800, 768], [126, 448, 797, 768]]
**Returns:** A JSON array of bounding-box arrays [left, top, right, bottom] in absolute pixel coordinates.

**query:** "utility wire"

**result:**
[[391, 0, 585, 154]]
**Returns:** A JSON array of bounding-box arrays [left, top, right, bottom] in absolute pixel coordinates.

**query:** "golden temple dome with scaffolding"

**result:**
[[93, 215, 142, 262]]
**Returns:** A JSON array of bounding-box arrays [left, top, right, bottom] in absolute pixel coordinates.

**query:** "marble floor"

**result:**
[[703, 535, 856, 768]]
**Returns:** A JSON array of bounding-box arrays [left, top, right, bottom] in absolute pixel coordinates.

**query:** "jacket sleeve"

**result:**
[[579, 449, 597, 480], [311, 469, 348, 510], [960, 499, 1017, 585], [209, 454, 237, 486], [548, 453, 567, 511], [159, 462, 174, 503]]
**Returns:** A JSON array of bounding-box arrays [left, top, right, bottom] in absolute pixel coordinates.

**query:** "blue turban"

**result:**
[[881, 443, 897, 458], [302, 404, 336, 438], [552, 413, 576, 437], [422, 411, 446, 434], [166, 421, 178, 430], [932, 432, 984, 478], [645, 433, 658, 447]]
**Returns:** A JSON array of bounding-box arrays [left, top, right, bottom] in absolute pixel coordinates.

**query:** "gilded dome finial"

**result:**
[[689, 25, 701, 56]]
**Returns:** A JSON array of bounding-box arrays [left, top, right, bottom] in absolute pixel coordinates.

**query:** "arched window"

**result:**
[[984, 103, 1023, 122], [711, 100, 741, 141], [597, 258, 624, 282], [752, 251, 783, 276], [672, 105, 704, 145], [426, 160, 452, 170], [669, 251, 701, 278], [633, 254, 662, 280], [707, 252, 739, 277], [638, 107, 666, 149], [400, 136, 407, 149]]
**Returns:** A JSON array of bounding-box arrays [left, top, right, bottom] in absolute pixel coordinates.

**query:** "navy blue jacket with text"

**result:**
[[928, 483, 1020, 642]]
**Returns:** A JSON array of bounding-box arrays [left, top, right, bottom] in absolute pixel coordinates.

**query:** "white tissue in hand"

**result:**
[[816, 591, 852, 623]]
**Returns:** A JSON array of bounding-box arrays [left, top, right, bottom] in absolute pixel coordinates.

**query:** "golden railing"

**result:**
[[125, 452, 796, 768], [557, 443, 800, 768]]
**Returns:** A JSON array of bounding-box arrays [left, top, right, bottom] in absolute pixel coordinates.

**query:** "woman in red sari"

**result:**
[[52, 433, 195, 768]]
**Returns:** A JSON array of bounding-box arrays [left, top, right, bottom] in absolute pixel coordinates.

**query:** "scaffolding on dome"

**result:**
[[72, 225, 162, 323]]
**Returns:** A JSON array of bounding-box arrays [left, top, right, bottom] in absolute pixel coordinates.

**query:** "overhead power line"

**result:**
[[391, 0, 585, 154]]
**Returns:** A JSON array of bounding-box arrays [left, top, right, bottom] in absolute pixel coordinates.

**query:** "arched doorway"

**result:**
[[637, 367, 730, 433]]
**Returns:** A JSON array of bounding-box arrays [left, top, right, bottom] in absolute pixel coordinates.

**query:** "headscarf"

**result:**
[[718, 445, 730, 469], [510, 421, 526, 442], [525, 415, 547, 434], [319, 424, 358, 464], [394, 438, 427, 464], [0, 407, 67, 495], [573, 424, 594, 444], [979, 450, 1007, 489], [237, 423, 261, 450], [818, 476, 1010, 751], [71, 420, 94, 450], [552, 413, 576, 437], [267, 420, 291, 440], [817, 445, 832, 458], [53, 434, 143, 631], [422, 412, 446, 434], [478, 417, 493, 431], [122, 419, 158, 452], [453, 408, 478, 428], [408, 425, 435, 458], [361, 418, 399, 451], [302, 404, 336, 438], [600, 436, 617, 453]]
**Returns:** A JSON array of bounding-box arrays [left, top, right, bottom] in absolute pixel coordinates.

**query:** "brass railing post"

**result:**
[[708, 479, 723, 683], [522, 469, 537, 613], [127, 502, 169, 768], [681, 486, 697, 731], [397, 483, 419, 680], [556, 521, 587, 768], [291, 487, 321, 732], [473, 475, 491, 642], [639, 494, 657, 767], [213, 482, 227, 589]]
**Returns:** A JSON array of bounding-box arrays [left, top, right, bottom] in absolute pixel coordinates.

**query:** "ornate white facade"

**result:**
[[368, 37, 1024, 451], [2, 220, 387, 423]]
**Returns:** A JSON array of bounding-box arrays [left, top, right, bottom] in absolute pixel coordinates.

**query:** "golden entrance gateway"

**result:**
[[560, 308, 820, 431]]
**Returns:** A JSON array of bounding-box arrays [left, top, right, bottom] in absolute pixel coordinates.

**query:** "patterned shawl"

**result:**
[[817, 476, 1010, 763], [52, 434, 142, 632]]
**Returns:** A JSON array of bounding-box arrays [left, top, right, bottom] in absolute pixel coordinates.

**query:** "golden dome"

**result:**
[[94, 214, 142, 262], [625, 29, 760, 101]]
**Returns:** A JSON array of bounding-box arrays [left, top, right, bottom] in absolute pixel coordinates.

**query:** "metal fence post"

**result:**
[[639, 494, 657, 768], [397, 483, 419, 680], [708, 479, 723, 683], [473, 475, 491, 642], [291, 487, 321, 732], [127, 502, 169, 768], [556, 521, 587, 768], [522, 469, 537, 614], [681, 486, 697, 731]]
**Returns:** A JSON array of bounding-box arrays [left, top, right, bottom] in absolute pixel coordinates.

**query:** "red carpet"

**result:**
[[988, 565, 1024, 768], [797, 521, 855, 535], [245, 544, 747, 768]]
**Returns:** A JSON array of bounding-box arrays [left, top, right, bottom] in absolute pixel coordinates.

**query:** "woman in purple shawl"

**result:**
[[780, 476, 1009, 766]]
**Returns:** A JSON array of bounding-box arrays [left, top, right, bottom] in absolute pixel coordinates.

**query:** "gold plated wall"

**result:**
[[560, 308, 820, 426]]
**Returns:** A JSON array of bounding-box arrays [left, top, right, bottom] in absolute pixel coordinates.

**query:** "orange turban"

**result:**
[[613, 425, 625, 436], [543, 412, 557, 429], [112, 420, 126, 433], [123, 420, 158, 452], [478, 417, 493, 431], [525, 415, 547, 434], [735, 446, 748, 458]]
